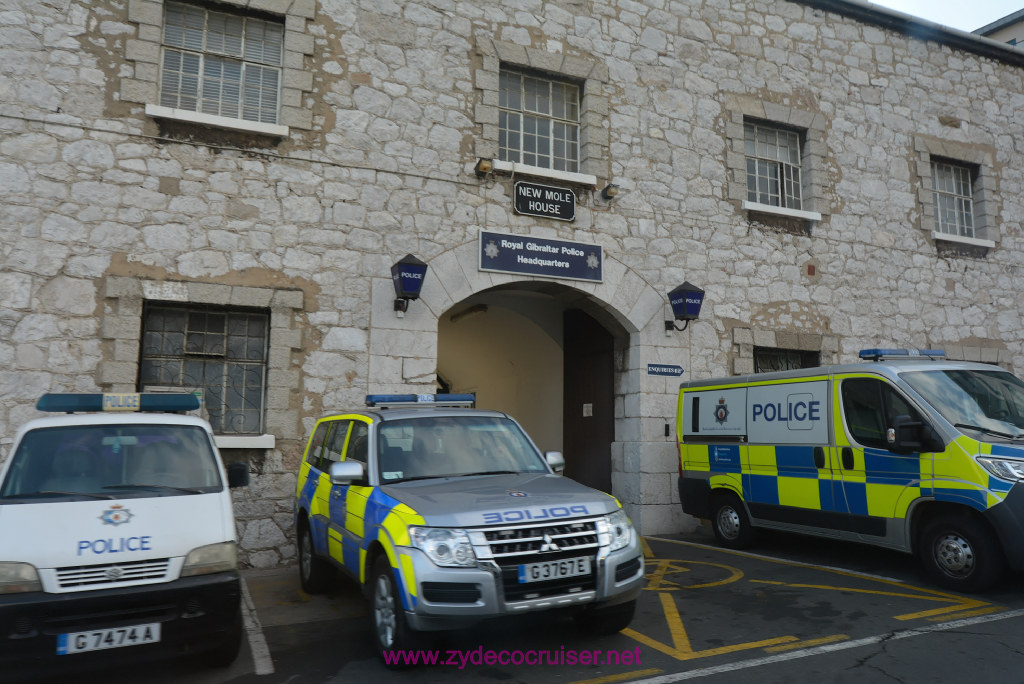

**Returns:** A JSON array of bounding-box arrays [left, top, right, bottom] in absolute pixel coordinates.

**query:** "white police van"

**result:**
[[0, 393, 249, 674]]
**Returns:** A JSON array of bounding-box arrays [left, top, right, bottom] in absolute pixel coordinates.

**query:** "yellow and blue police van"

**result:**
[[677, 349, 1024, 592], [0, 393, 250, 674], [294, 394, 643, 664]]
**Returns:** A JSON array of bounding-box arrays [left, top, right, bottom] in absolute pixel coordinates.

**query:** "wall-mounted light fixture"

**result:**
[[474, 158, 493, 177], [665, 281, 705, 331], [391, 254, 428, 318], [600, 183, 620, 200]]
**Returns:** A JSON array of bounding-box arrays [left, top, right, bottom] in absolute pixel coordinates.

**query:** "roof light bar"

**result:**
[[37, 393, 201, 414], [858, 349, 947, 361], [365, 393, 476, 409]]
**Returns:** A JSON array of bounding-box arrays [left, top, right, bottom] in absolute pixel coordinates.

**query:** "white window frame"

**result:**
[[158, 2, 284, 127], [931, 159, 976, 239], [473, 39, 606, 189], [744, 121, 803, 210], [914, 136, 998, 250], [498, 68, 581, 174]]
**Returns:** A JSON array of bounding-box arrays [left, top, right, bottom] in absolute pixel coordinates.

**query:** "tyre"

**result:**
[[371, 556, 419, 668], [574, 599, 636, 636], [919, 514, 1004, 592], [711, 492, 755, 549], [200, 607, 243, 668], [298, 522, 332, 594]]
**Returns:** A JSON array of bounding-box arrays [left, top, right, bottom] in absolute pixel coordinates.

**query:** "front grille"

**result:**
[[56, 559, 170, 588], [483, 519, 600, 558], [481, 519, 600, 602]]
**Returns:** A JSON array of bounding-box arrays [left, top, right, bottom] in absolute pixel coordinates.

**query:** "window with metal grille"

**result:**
[[745, 122, 803, 209], [140, 304, 268, 434], [932, 160, 976, 239], [753, 347, 819, 373], [498, 68, 580, 173], [159, 2, 283, 125]]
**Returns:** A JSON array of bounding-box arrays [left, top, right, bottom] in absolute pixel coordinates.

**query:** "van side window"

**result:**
[[323, 420, 351, 466], [841, 378, 919, 450], [346, 422, 368, 464], [305, 422, 332, 470]]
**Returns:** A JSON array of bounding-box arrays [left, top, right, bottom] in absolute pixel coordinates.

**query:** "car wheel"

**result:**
[[298, 522, 332, 594], [574, 599, 636, 636], [711, 492, 755, 550], [919, 514, 1003, 592], [371, 556, 419, 668]]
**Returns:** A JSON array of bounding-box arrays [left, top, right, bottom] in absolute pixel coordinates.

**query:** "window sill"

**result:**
[[742, 201, 822, 222], [931, 231, 995, 249], [145, 104, 289, 138], [214, 434, 276, 450], [491, 160, 597, 188]]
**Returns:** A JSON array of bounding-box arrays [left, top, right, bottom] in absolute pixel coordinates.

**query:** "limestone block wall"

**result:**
[[2, 0, 1023, 563]]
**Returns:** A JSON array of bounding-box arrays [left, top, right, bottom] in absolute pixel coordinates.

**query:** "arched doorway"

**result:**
[[436, 282, 625, 493]]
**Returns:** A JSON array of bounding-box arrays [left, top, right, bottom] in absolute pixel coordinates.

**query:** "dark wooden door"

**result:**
[[562, 309, 613, 493]]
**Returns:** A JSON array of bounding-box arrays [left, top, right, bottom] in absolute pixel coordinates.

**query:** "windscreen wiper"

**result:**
[[103, 483, 205, 494], [35, 490, 116, 500], [954, 423, 1023, 440]]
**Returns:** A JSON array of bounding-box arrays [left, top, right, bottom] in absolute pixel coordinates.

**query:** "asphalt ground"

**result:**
[[20, 524, 1024, 684]]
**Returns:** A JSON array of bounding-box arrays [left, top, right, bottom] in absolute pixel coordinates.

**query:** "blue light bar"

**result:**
[[858, 349, 946, 361], [365, 393, 476, 408], [37, 393, 201, 413]]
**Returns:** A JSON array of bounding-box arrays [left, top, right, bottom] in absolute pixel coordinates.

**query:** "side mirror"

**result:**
[[329, 460, 365, 485], [545, 451, 565, 474], [226, 461, 250, 488], [888, 415, 944, 454]]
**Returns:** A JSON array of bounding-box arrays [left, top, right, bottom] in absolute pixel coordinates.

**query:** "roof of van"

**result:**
[[679, 359, 1006, 389]]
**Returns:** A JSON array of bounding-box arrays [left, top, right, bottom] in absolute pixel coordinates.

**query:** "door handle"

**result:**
[[813, 446, 825, 469], [842, 447, 854, 470]]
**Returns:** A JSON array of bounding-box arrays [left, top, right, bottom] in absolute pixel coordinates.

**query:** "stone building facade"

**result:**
[[1, 0, 1023, 567]]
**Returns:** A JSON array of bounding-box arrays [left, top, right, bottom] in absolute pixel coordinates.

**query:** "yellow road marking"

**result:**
[[622, 591, 798, 661], [763, 634, 849, 652], [626, 536, 999, 663], [645, 558, 744, 591], [570, 668, 663, 684], [926, 606, 1004, 621]]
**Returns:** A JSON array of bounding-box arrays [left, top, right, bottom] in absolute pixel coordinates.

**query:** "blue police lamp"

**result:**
[[665, 281, 704, 332], [391, 254, 428, 317]]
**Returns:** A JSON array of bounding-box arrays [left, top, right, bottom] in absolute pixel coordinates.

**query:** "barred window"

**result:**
[[754, 347, 819, 373], [140, 304, 268, 434], [745, 122, 803, 210], [498, 68, 580, 173], [932, 160, 976, 239], [159, 2, 283, 125]]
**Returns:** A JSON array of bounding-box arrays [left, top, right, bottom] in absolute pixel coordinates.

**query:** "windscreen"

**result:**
[[0, 424, 222, 501], [901, 369, 1024, 439], [377, 415, 548, 483]]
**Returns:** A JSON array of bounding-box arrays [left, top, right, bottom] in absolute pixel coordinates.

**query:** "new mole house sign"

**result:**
[[513, 181, 576, 221]]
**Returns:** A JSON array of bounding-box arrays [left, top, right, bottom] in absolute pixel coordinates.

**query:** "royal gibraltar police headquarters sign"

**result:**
[[479, 231, 603, 283], [513, 181, 576, 221]]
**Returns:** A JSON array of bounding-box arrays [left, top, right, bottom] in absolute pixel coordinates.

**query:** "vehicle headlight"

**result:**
[[598, 509, 634, 552], [977, 457, 1024, 481], [0, 562, 42, 594], [181, 541, 238, 577], [410, 527, 477, 567]]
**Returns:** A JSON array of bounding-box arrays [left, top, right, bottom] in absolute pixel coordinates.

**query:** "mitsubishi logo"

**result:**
[[539, 532, 560, 553]]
